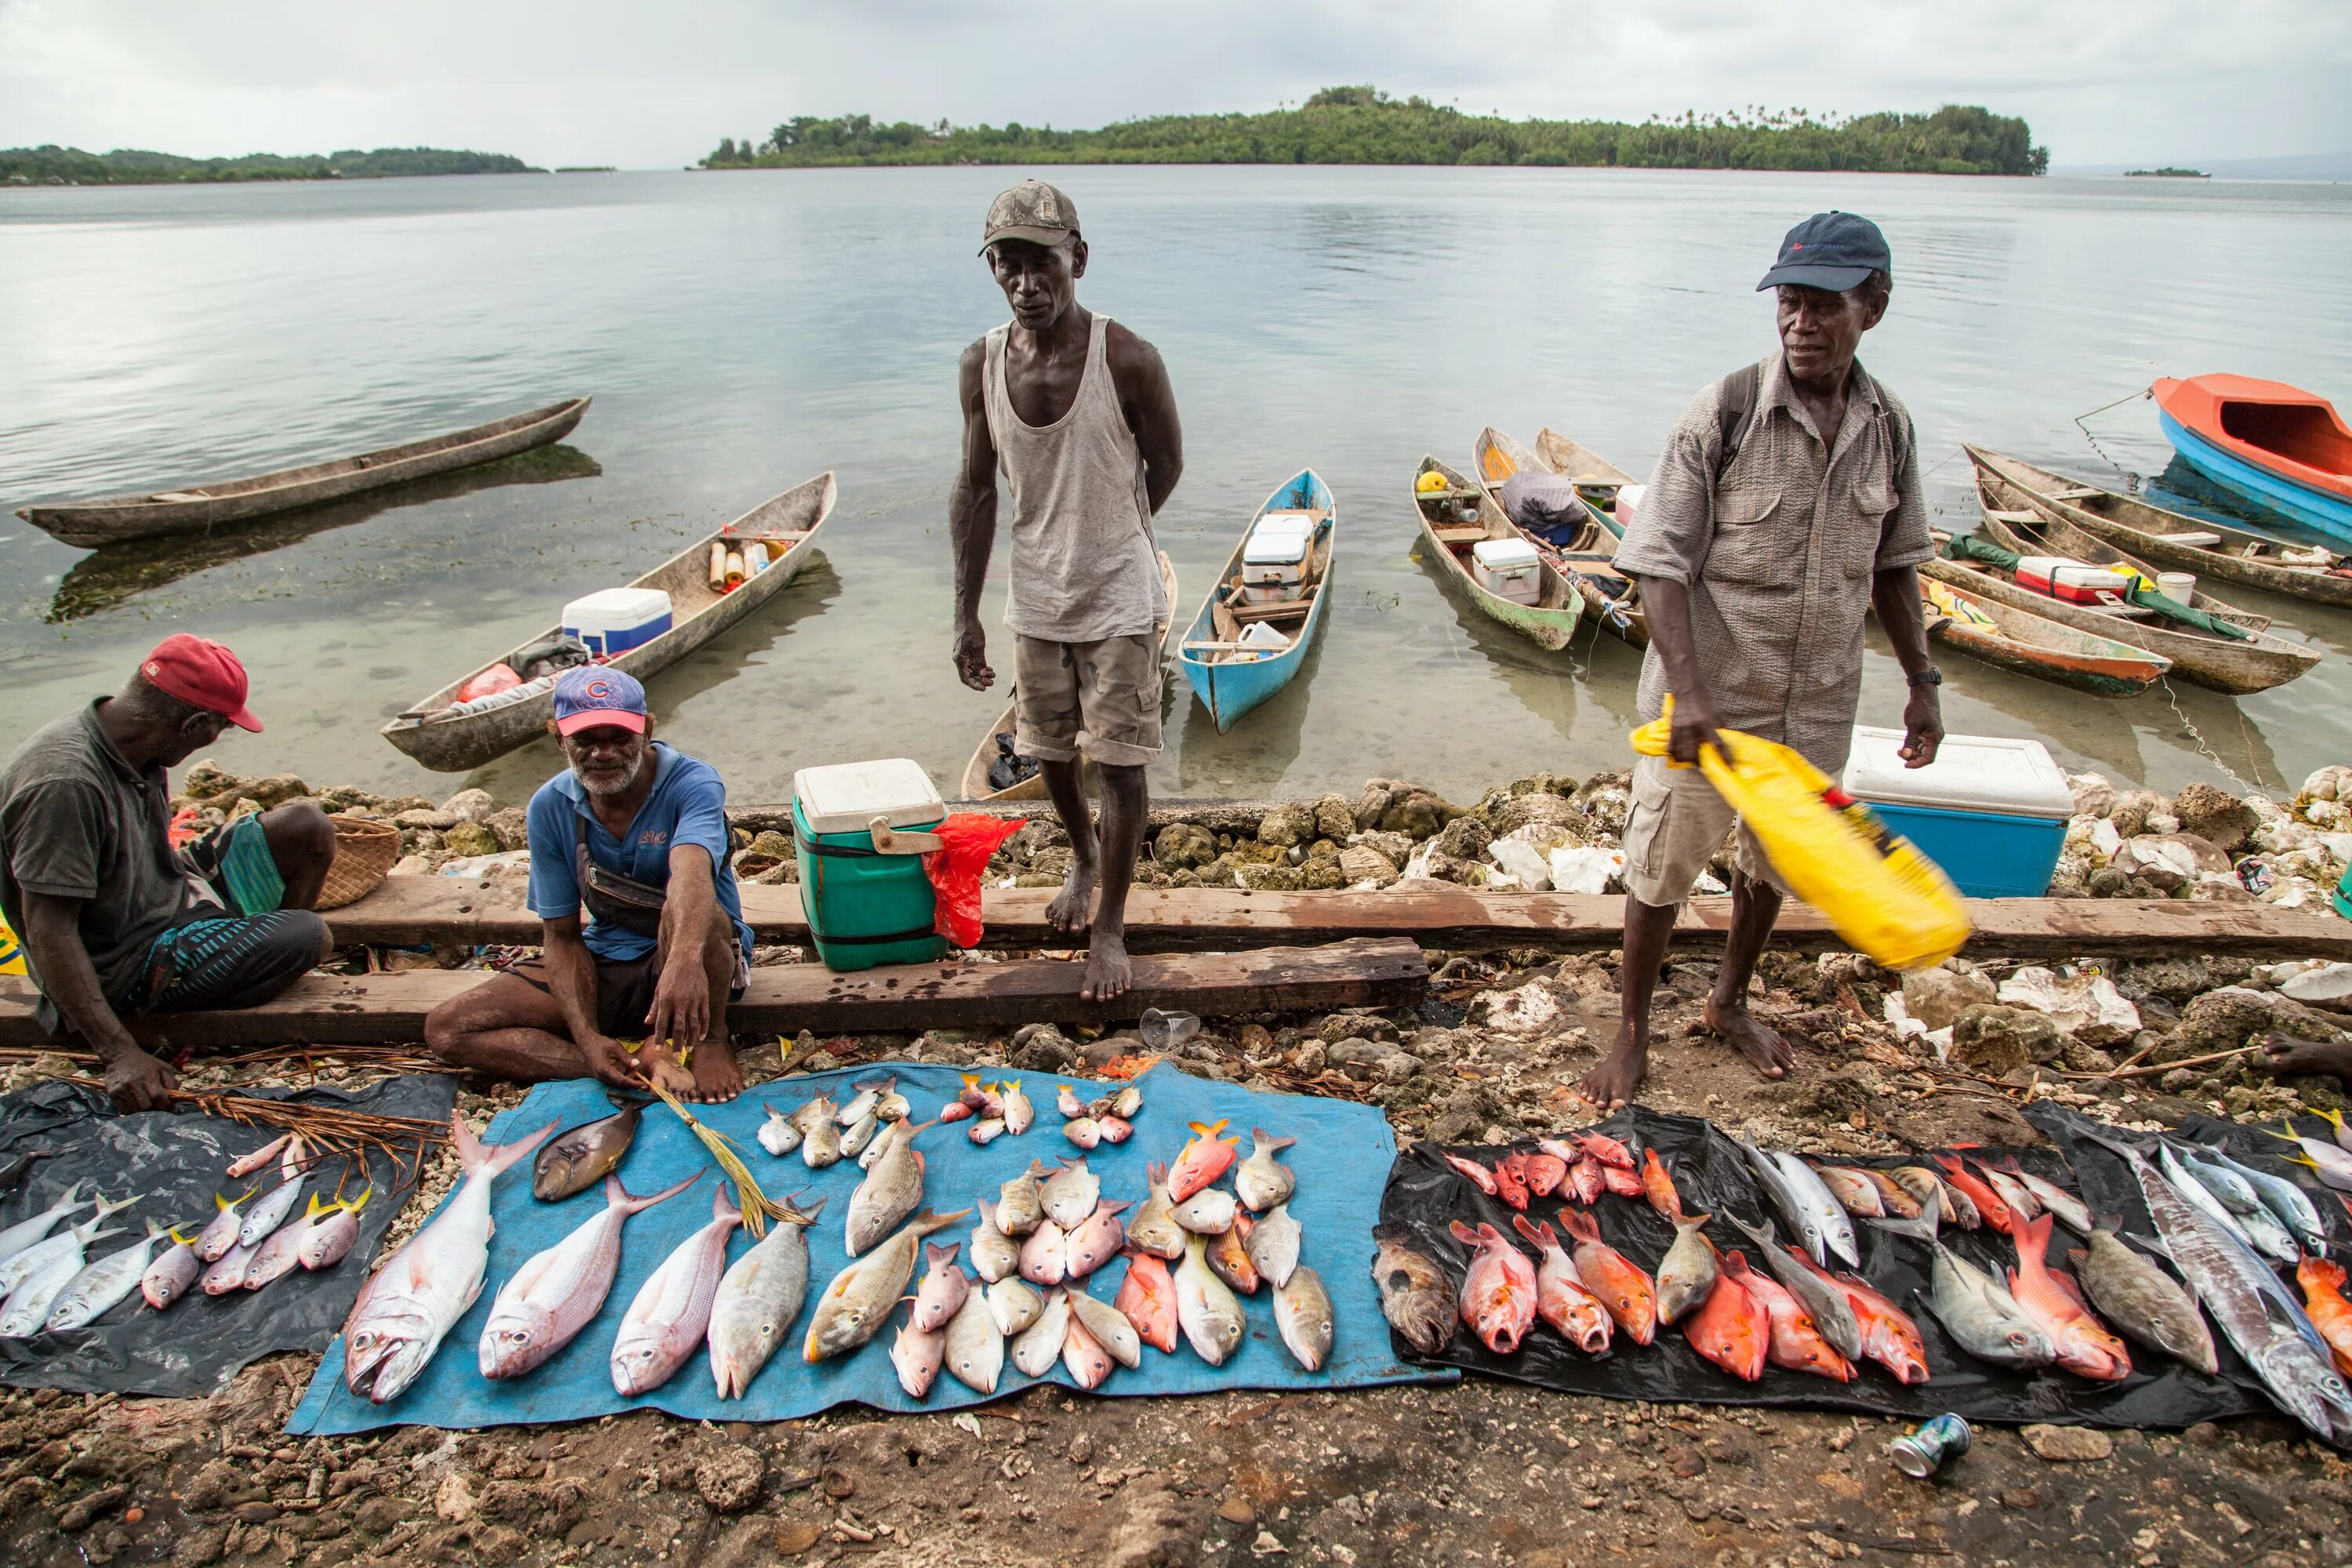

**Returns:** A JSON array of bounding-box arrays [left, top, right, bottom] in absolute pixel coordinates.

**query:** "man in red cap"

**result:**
[[0, 636, 339, 1110]]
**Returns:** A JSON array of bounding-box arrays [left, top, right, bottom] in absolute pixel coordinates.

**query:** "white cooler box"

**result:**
[[1840, 728, 2074, 898], [1240, 513, 1316, 604], [1471, 537, 1543, 605], [562, 587, 674, 658]]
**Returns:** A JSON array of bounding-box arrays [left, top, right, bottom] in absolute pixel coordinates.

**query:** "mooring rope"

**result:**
[[2072, 384, 2154, 485]]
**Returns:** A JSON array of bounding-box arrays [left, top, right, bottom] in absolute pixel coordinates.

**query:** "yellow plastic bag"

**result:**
[[1630, 703, 1970, 971], [0, 909, 24, 977]]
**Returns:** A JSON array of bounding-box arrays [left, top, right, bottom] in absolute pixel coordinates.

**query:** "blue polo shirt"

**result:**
[[525, 743, 753, 966]]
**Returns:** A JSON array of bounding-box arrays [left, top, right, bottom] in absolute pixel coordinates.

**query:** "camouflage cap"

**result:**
[[980, 179, 1080, 254]]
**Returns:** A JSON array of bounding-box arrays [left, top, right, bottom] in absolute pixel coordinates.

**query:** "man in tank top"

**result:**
[[951, 180, 1184, 1000]]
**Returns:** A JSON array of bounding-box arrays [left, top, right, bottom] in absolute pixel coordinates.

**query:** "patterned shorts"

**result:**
[[142, 909, 327, 1014]]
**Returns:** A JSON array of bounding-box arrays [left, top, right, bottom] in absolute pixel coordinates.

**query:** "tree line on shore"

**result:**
[[1, 146, 539, 186], [702, 88, 2048, 176]]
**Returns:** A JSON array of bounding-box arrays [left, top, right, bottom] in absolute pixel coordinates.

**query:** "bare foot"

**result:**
[[688, 1039, 744, 1103], [1577, 1025, 1647, 1110], [1046, 863, 1097, 934], [637, 1044, 696, 1102], [1704, 995, 1793, 1080], [2261, 1029, 2352, 1083], [1080, 927, 1132, 1002]]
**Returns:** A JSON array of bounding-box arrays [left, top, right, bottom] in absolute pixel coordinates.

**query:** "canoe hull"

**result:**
[[1497, 426, 1648, 646], [1922, 580, 2169, 697], [1414, 456, 1581, 652], [19, 397, 593, 549], [2159, 411, 2352, 544], [1178, 470, 1334, 731], [379, 472, 836, 772]]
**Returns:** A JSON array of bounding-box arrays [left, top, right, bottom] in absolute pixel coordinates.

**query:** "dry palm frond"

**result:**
[[640, 1076, 795, 1239], [68, 1076, 449, 1195], [209, 1044, 448, 1078]]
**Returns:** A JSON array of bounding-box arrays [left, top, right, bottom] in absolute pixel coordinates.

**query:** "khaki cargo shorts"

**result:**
[[1013, 632, 1163, 768], [1619, 753, 1791, 908]]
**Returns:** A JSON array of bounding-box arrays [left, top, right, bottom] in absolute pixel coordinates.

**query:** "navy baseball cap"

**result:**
[[1757, 211, 1891, 292], [553, 666, 648, 736]]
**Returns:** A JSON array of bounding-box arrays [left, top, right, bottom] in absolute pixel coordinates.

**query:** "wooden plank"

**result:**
[[320, 876, 2352, 963], [0, 938, 1428, 1048]]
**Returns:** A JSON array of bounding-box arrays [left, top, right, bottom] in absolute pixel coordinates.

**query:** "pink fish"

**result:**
[[224, 1134, 292, 1180], [1061, 1308, 1115, 1390], [1095, 1115, 1134, 1145], [1115, 1250, 1179, 1353], [1511, 1216, 1610, 1352], [909, 1242, 970, 1333], [1524, 1152, 1568, 1199], [297, 1188, 372, 1271], [1169, 1120, 1239, 1202], [1449, 1219, 1537, 1355], [1063, 1200, 1132, 1281], [481, 1172, 699, 1378], [1020, 1219, 1069, 1286], [1439, 1150, 1501, 1197], [609, 1184, 743, 1396]]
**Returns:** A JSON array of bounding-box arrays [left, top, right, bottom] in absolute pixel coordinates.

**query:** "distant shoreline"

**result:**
[[1, 145, 540, 187]]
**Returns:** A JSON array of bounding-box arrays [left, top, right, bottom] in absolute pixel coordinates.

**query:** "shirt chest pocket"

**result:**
[[1839, 474, 1901, 579], [1703, 488, 1789, 586]]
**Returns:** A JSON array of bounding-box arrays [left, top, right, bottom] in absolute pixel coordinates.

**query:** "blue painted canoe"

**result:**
[[1178, 470, 1334, 731], [2154, 374, 2352, 543]]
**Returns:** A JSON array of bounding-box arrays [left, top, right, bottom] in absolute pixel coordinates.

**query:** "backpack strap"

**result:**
[[1713, 361, 1762, 483]]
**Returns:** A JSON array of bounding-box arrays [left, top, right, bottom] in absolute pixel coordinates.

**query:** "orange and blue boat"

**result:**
[[2154, 374, 2352, 542]]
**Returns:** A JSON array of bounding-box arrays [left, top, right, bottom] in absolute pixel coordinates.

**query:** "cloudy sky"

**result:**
[[2, 0, 2346, 170]]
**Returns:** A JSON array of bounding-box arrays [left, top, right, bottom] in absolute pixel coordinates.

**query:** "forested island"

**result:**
[[702, 89, 2046, 176], [1, 146, 539, 186]]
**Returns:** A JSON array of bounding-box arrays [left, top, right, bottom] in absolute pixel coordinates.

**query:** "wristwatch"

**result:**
[[1907, 666, 1944, 689]]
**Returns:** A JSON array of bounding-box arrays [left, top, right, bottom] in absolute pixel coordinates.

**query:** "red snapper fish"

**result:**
[[1114, 1249, 1180, 1353], [1681, 1263, 1769, 1381], [1639, 1149, 1686, 1222], [1437, 1149, 1500, 1197], [1722, 1250, 1853, 1381], [1523, 1152, 1568, 1199], [1567, 1156, 1606, 1206], [1599, 1163, 1645, 1200], [1169, 1120, 1239, 1203], [1510, 1216, 1611, 1352], [2007, 1213, 2132, 1381], [1555, 1207, 1656, 1345], [1448, 1220, 1537, 1354], [1930, 1154, 2014, 1236], [1492, 1152, 1530, 1211]]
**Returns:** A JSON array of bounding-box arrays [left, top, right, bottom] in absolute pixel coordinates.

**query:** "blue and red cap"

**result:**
[[552, 667, 648, 737], [1757, 211, 1891, 293]]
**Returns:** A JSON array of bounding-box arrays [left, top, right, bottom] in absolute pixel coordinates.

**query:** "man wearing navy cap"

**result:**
[[0, 635, 337, 1111], [1581, 211, 1944, 1110], [424, 668, 753, 1102]]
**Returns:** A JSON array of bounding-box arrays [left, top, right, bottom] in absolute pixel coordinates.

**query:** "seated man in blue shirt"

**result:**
[[424, 668, 753, 1102]]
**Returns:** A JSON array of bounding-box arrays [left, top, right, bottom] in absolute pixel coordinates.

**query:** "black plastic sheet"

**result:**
[[0, 1073, 457, 1398], [1377, 1103, 2350, 1429]]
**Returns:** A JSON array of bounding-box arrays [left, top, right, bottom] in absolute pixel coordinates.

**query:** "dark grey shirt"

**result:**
[[0, 702, 202, 1027]]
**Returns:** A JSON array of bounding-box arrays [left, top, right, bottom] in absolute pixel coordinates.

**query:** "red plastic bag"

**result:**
[[924, 814, 1027, 949]]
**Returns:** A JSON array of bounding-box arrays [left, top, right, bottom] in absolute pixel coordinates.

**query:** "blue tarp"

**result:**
[[289, 1059, 1450, 1433]]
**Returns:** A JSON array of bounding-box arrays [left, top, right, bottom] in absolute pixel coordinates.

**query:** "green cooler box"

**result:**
[[792, 758, 951, 971]]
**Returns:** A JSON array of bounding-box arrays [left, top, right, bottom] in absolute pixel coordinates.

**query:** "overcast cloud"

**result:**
[[2, 0, 2345, 170]]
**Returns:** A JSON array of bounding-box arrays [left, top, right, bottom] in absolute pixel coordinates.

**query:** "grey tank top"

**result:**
[[983, 312, 1165, 642]]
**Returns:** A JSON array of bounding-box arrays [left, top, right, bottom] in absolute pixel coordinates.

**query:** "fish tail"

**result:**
[[710, 1183, 742, 1225], [301, 1196, 328, 1221], [1555, 1206, 1599, 1244], [344, 1185, 373, 1217], [167, 1227, 194, 1247], [1866, 1185, 1943, 1243], [1510, 1214, 1554, 1249], [92, 1191, 142, 1221], [1678, 1211, 1713, 1232], [1447, 1218, 1481, 1246], [461, 1113, 560, 1178], [925, 1241, 960, 1268], [617, 1171, 702, 1214], [1251, 1127, 1297, 1153], [911, 1205, 975, 1236]]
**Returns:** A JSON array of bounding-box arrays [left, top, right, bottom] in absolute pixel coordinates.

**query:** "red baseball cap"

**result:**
[[142, 634, 263, 731]]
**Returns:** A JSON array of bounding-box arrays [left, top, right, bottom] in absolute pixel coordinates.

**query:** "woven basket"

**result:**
[[318, 816, 403, 910]]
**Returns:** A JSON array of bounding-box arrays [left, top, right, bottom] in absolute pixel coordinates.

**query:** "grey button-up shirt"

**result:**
[[1613, 350, 1933, 774]]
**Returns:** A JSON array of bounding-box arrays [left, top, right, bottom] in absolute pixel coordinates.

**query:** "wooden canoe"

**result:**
[[379, 471, 836, 772], [1412, 456, 1582, 652], [1534, 426, 1642, 541], [1918, 575, 2170, 696], [1475, 426, 1647, 646], [17, 397, 592, 549], [1178, 470, 1335, 731], [959, 551, 1179, 802], [1965, 445, 2352, 610], [1934, 474, 2320, 695]]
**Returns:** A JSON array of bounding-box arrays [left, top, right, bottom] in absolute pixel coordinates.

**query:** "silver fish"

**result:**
[[891, 1312, 945, 1399], [0, 1192, 136, 1298], [1977, 1164, 2042, 1225], [2005, 1165, 2092, 1236], [1041, 1158, 1098, 1229], [1769, 1150, 1858, 1269], [846, 1119, 933, 1257], [800, 1116, 844, 1170], [1653, 1214, 1719, 1327], [707, 1193, 826, 1399], [1722, 1211, 1861, 1360], [841, 1110, 883, 1160], [1064, 1200, 1131, 1280], [1012, 1287, 1070, 1376], [2157, 1144, 2259, 1252], [2, 1254, 90, 1335], [0, 1181, 85, 1267], [1244, 1203, 1302, 1290], [967, 1117, 1008, 1147], [803, 1207, 969, 1363], [1020, 1219, 1068, 1286], [141, 1229, 201, 1309], [1172, 1185, 1238, 1236], [910, 1242, 969, 1333], [611, 1184, 742, 1396], [42, 1222, 166, 1332], [970, 1195, 1020, 1283], [1871, 1193, 2053, 1371], [241, 1200, 326, 1292], [986, 1276, 1045, 1337], [2204, 1146, 2328, 1255], [1235, 1128, 1298, 1213], [298, 1188, 372, 1270], [942, 1284, 1005, 1393], [2180, 1151, 2299, 1262], [1068, 1285, 1142, 1369], [1737, 1142, 1825, 1265], [1127, 1162, 1186, 1260], [1273, 1265, 1335, 1373], [201, 1240, 259, 1295], [2071, 1225, 2219, 1375], [789, 1091, 837, 1134], [837, 1073, 893, 1127], [479, 1172, 700, 1379], [757, 1102, 803, 1157], [238, 1175, 307, 1250], [342, 1112, 556, 1404], [996, 1160, 1051, 1236], [2087, 1131, 2352, 1443], [1176, 1234, 1246, 1366], [2267, 1126, 2352, 1191]]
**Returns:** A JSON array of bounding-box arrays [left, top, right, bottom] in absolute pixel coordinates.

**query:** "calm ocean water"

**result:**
[[2, 166, 2349, 806]]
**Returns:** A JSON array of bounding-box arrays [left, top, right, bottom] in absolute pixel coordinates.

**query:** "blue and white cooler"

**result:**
[[1840, 728, 2075, 898]]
